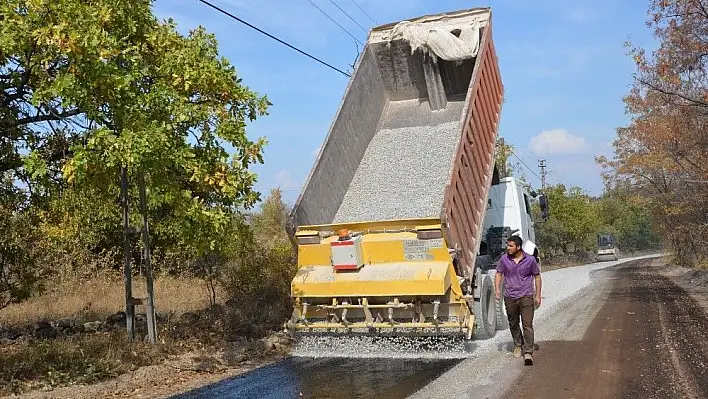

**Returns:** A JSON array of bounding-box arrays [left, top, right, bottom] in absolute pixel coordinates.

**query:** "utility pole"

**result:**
[[538, 159, 547, 191]]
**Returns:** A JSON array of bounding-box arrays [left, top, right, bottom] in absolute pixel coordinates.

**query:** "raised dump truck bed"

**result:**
[[285, 7, 504, 339], [288, 8, 503, 281]]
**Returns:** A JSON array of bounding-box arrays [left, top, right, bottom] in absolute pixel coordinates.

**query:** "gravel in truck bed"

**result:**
[[332, 121, 461, 224]]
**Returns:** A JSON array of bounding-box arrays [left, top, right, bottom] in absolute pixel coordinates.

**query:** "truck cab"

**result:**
[[457, 175, 546, 334], [475, 176, 546, 270]]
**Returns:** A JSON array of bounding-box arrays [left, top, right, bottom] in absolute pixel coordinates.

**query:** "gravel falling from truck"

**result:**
[[332, 121, 461, 224], [291, 334, 478, 359]]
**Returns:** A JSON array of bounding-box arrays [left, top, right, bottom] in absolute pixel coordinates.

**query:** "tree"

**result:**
[[535, 184, 599, 253], [219, 189, 296, 335], [0, 190, 45, 310], [494, 137, 524, 179], [1, 1, 271, 273], [249, 188, 291, 248], [597, 0, 708, 266], [592, 189, 660, 253]]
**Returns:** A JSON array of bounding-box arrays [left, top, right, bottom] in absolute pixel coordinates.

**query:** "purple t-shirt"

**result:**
[[496, 251, 540, 299]]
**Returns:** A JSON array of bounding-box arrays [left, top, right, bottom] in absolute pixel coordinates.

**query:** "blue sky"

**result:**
[[153, 0, 656, 203]]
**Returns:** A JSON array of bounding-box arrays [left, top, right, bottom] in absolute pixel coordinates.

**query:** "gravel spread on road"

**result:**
[[407, 254, 662, 398], [332, 121, 461, 224]]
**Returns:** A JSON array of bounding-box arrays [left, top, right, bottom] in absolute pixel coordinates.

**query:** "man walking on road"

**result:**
[[495, 235, 542, 365]]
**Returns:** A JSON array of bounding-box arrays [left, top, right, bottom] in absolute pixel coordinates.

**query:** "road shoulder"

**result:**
[[3, 351, 286, 399]]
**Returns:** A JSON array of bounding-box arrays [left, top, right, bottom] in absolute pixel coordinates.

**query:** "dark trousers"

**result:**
[[504, 295, 535, 355]]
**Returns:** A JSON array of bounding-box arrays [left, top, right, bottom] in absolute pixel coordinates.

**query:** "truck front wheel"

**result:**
[[473, 273, 497, 339], [494, 272, 508, 331]]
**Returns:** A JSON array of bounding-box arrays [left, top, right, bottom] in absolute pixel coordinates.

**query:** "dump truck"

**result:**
[[285, 7, 548, 340], [596, 233, 619, 262]]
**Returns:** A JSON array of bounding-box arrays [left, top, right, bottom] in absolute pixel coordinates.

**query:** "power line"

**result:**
[[305, 0, 365, 46], [350, 0, 377, 24], [510, 148, 570, 188], [549, 169, 571, 187], [195, 0, 351, 77], [510, 150, 543, 183], [327, 0, 368, 33]]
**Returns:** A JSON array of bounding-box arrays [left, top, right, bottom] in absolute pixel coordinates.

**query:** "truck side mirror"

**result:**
[[539, 194, 549, 221]]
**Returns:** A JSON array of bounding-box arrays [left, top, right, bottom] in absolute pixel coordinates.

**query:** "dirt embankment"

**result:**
[[5, 353, 286, 399], [1, 332, 292, 399]]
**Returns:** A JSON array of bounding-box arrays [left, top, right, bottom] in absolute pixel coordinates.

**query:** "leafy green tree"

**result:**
[[249, 188, 291, 248], [2, 0, 271, 275], [541, 184, 599, 252], [592, 190, 660, 253], [534, 182, 660, 261], [494, 137, 524, 179]]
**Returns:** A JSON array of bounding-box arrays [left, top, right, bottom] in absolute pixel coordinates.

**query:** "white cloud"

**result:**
[[274, 169, 299, 190], [528, 129, 590, 155], [311, 144, 322, 158]]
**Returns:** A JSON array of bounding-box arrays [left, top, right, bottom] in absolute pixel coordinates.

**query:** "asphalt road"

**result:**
[[171, 256, 708, 399], [170, 357, 460, 399], [500, 259, 708, 399]]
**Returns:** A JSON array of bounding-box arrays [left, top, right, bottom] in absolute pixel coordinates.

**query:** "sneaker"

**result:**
[[513, 347, 522, 358], [524, 353, 533, 365]]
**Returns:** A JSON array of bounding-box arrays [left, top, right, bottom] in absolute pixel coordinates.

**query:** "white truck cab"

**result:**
[[476, 176, 547, 270], [466, 175, 548, 332]]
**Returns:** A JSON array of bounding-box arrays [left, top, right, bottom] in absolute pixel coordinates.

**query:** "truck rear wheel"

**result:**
[[474, 273, 496, 339], [494, 272, 508, 331]]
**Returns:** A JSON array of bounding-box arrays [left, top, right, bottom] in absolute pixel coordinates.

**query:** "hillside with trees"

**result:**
[[598, 0, 708, 268]]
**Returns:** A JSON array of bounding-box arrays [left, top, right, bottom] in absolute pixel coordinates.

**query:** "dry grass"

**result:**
[[0, 273, 222, 327], [0, 273, 231, 395], [0, 331, 171, 394]]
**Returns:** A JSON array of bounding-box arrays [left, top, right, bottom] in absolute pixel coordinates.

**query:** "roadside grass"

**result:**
[[0, 331, 173, 394], [0, 274, 218, 327], [0, 274, 229, 395]]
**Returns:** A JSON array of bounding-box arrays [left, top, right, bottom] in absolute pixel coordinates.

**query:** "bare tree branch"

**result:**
[[3, 108, 82, 128], [637, 77, 708, 107]]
